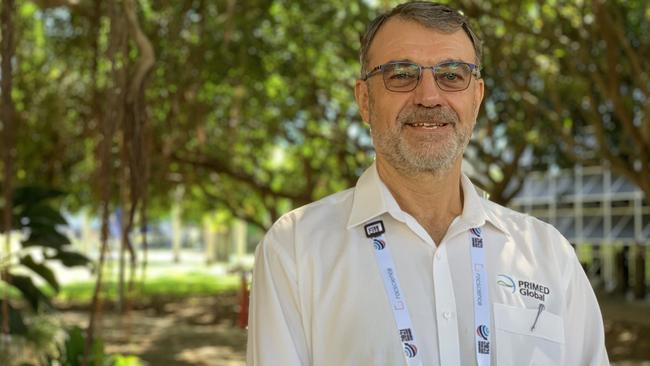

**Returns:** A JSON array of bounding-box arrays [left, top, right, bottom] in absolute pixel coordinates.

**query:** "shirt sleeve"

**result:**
[[246, 224, 310, 366], [562, 252, 610, 365]]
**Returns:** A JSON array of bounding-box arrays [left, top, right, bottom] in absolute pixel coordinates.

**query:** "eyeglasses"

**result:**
[[362, 61, 481, 92]]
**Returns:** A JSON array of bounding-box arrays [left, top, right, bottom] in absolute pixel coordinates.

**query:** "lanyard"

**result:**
[[364, 220, 491, 366], [470, 227, 491, 366], [365, 220, 423, 366]]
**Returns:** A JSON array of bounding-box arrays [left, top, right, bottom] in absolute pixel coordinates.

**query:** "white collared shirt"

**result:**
[[247, 163, 609, 366]]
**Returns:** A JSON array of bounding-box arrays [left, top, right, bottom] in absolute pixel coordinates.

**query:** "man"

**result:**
[[247, 2, 609, 365]]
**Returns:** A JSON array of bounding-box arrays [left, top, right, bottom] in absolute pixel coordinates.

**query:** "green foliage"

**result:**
[[56, 273, 239, 303], [7, 0, 650, 223], [145, 0, 376, 226], [0, 315, 139, 366], [36, 325, 135, 366], [110, 355, 143, 366], [0, 185, 91, 332]]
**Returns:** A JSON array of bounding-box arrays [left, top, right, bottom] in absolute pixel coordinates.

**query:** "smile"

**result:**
[[405, 122, 450, 129]]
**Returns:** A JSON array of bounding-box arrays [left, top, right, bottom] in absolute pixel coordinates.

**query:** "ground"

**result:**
[[600, 295, 650, 363], [53, 292, 650, 366], [58, 294, 247, 366]]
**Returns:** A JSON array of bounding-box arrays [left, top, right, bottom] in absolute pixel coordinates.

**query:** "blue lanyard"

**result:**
[[365, 220, 491, 366], [365, 220, 423, 366], [470, 227, 491, 366]]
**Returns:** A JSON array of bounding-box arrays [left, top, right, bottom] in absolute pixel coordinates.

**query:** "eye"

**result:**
[[441, 72, 463, 81], [386, 63, 419, 80], [436, 63, 470, 84], [390, 71, 416, 80]]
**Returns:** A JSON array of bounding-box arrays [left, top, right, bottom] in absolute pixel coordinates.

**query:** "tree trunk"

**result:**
[[172, 186, 184, 263], [203, 214, 216, 265], [233, 219, 247, 263], [614, 245, 630, 296], [633, 243, 646, 300], [1, 0, 16, 339]]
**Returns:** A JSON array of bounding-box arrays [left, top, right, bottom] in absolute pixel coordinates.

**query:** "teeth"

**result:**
[[408, 123, 447, 128]]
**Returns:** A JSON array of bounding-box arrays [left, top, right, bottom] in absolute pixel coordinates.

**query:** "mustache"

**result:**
[[397, 107, 459, 126]]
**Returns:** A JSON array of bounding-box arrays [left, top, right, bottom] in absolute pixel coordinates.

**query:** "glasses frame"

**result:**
[[362, 61, 482, 93]]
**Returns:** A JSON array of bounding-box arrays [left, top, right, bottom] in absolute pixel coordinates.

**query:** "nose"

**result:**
[[412, 67, 444, 108]]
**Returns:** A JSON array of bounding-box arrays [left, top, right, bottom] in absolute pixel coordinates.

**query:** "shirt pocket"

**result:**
[[494, 302, 565, 366]]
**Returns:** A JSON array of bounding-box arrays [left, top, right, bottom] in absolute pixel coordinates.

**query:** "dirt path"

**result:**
[[59, 295, 246, 366], [58, 294, 650, 365]]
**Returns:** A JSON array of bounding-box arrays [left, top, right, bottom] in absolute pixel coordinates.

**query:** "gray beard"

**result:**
[[370, 106, 472, 176]]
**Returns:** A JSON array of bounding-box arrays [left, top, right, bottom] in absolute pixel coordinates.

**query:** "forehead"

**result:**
[[368, 18, 476, 66]]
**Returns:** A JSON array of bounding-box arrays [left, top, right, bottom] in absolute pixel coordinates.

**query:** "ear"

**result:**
[[473, 78, 485, 118], [355, 79, 371, 124]]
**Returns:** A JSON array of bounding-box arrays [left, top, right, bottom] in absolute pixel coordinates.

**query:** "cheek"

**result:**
[[370, 93, 408, 124], [453, 95, 479, 121]]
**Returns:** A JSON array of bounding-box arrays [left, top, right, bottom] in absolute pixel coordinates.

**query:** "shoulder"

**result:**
[[263, 187, 355, 245], [482, 198, 567, 239], [480, 197, 576, 260], [480, 198, 584, 294]]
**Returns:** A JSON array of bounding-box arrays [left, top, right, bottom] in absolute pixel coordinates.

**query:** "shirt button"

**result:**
[[443, 311, 453, 319], [435, 252, 441, 260]]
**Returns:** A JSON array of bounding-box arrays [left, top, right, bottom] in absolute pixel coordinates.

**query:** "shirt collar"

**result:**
[[346, 162, 391, 229], [458, 173, 510, 236], [346, 163, 510, 237]]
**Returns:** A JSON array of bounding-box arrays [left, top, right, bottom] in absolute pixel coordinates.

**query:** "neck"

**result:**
[[376, 158, 464, 244]]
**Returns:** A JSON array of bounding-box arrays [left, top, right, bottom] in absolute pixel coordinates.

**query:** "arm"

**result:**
[[562, 252, 610, 366], [246, 226, 310, 366]]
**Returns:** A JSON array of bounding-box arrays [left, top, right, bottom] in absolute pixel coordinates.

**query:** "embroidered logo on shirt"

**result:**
[[470, 227, 482, 236], [496, 274, 516, 293], [403, 343, 418, 358], [497, 274, 551, 301], [364, 220, 385, 238]]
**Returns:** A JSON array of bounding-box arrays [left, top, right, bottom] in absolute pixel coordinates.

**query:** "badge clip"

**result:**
[[364, 220, 385, 238]]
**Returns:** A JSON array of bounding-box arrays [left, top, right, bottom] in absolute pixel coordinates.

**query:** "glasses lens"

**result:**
[[383, 63, 420, 91], [434, 62, 472, 91]]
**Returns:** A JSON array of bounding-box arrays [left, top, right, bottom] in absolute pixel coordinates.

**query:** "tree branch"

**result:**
[[173, 152, 311, 204]]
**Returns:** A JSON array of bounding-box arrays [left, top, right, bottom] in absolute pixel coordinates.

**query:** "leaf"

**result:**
[[22, 226, 70, 249], [9, 275, 51, 311], [91, 336, 107, 365], [12, 186, 64, 208], [20, 254, 60, 292], [64, 326, 85, 366], [17, 203, 68, 227], [60, 325, 108, 366], [49, 250, 92, 268]]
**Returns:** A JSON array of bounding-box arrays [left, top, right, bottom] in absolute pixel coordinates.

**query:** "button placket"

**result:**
[[432, 245, 461, 366]]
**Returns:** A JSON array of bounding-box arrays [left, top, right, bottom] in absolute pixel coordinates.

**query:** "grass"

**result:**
[[55, 272, 241, 303]]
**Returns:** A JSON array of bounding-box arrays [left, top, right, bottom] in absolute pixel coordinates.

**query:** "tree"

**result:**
[[466, 0, 650, 204], [1, 0, 18, 341], [153, 0, 375, 228]]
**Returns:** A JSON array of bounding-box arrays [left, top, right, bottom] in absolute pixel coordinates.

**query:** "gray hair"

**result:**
[[359, 1, 483, 77]]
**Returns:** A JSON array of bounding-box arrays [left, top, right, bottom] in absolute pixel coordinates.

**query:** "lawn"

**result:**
[[55, 272, 241, 304]]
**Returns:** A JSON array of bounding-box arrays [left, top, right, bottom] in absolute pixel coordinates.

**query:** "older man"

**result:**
[[247, 2, 609, 365]]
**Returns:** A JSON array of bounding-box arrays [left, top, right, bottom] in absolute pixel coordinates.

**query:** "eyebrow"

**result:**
[[385, 58, 468, 65]]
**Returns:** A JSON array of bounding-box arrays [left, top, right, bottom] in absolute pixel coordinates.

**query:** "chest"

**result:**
[[297, 227, 567, 366]]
